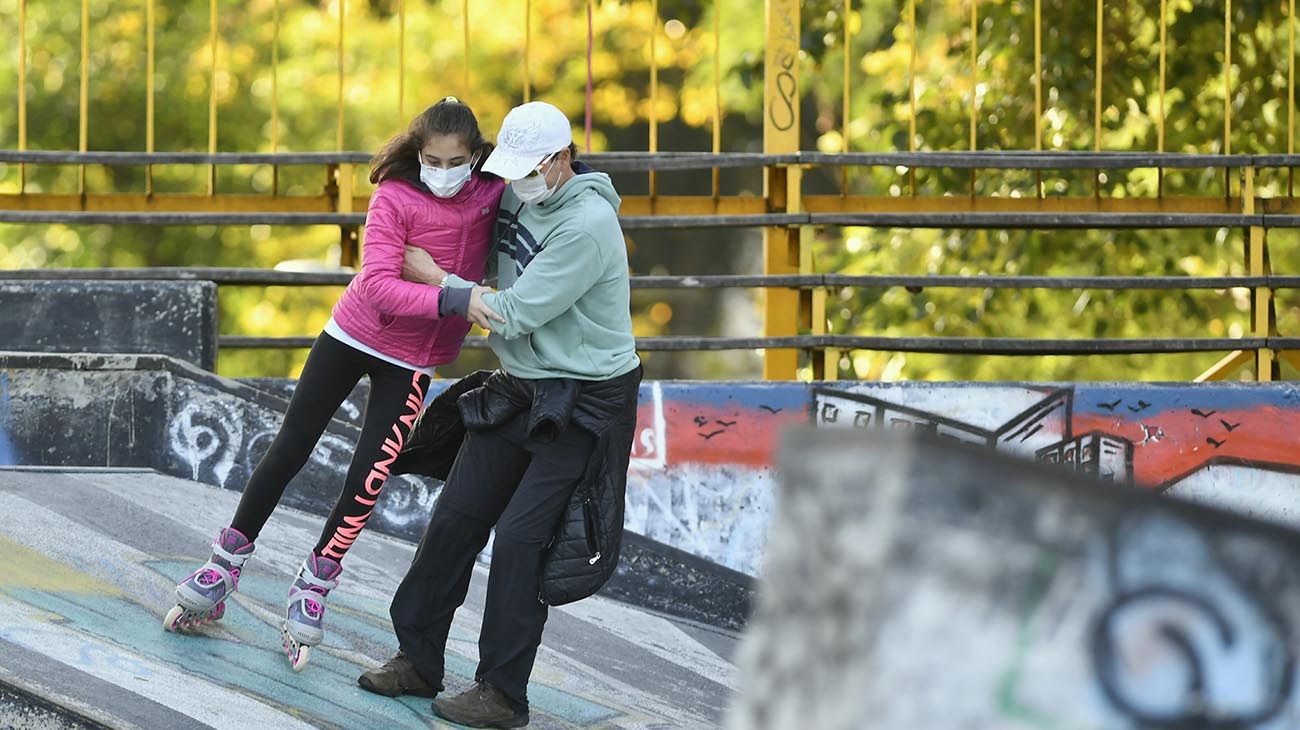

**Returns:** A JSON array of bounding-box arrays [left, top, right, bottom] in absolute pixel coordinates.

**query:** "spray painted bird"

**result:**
[[1139, 423, 1164, 445]]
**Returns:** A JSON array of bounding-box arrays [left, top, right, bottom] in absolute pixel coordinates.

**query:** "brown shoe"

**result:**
[[357, 652, 442, 698], [430, 680, 529, 728]]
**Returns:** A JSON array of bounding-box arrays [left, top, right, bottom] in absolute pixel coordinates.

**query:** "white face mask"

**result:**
[[511, 155, 559, 205], [419, 153, 475, 198]]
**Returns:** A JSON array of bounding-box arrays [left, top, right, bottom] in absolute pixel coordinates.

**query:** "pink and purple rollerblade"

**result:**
[[280, 554, 342, 671], [163, 527, 255, 631]]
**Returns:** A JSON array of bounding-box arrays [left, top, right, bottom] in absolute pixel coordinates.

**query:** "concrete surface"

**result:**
[[727, 428, 1300, 730], [0, 468, 738, 729]]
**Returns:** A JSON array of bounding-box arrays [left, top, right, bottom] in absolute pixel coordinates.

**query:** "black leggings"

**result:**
[[230, 332, 431, 561]]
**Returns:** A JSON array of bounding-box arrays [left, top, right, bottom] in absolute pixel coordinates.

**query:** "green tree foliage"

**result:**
[[0, 0, 1294, 381], [792, 0, 1294, 381]]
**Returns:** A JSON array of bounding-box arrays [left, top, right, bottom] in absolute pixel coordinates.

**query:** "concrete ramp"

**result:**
[[0, 469, 737, 729], [729, 429, 1300, 730]]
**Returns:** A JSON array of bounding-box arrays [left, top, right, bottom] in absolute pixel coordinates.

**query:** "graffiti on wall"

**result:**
[[162, 379, 1300, 576], [726, 429, 1300, 729], [621, 382, 1300, 574], [1091, 511, 1296, 727], [163, 381, 439, 543]]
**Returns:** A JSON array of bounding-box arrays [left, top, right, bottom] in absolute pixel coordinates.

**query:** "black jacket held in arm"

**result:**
[[392, 365, 643, 606]]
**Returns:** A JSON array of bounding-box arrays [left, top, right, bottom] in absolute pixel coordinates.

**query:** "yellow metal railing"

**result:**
[[6, 2, 1300, 381]]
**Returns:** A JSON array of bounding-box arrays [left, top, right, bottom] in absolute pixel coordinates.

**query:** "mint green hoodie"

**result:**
[[447, 165, 639, 381]]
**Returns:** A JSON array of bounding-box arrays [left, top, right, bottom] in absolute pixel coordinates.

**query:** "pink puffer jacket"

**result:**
[[331, 174, 504, 367]]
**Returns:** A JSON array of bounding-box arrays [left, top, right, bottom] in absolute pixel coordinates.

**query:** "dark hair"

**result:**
[[369, 97, 495, 185]]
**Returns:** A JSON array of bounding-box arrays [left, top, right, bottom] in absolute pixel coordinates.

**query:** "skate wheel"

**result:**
[[163, 605, 185, 632], [292, 645, 311, 672], [281, 627, 311, 672]]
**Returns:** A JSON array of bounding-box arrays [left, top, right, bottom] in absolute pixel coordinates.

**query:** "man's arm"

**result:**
[[354, 189, 443, 318]]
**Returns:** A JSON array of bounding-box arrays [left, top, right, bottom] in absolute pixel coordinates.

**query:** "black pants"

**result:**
[[390, 412, 594, 709], [230, 332, 431, 561]]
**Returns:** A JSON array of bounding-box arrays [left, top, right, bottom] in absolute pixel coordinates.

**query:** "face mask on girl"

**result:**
[[510, 154, 559, 205], [419, 153, 476, 198]]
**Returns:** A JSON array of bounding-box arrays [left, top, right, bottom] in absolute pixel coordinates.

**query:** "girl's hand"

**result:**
[[402, 245, 448, 286], [468, 286, 506, 330]]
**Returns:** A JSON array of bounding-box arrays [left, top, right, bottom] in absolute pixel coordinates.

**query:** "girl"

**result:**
[[163, 97, 505, 671]]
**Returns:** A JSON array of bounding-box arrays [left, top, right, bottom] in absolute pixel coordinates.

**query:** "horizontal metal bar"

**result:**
[[0, 192, 1257, 217], [2, 149, 1295, 171], [216, 335, 818, 351], [0, 268, 354, 285], [821, 337, 1267, 355], [618, 214, 807, 229], [0, 150, 373, 165], [0, 210, 807, 229], [811, 213, 1260, 229], [0, 211, 366, 226], [7, 210, 1280, 230], [0, 149, 796, 169], [1243, 155, 1300, 167], [802, 195, 1245, 215], [0, 269, 1279, 290], [1255, 215, 1300, 227], [218, 334, 1269, 354], [799, 151, 1257, 169], [819, 274, 1269, 290], [581, 152, 800, 171]]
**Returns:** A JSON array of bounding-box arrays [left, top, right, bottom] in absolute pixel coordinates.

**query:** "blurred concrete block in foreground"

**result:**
[[728, 428, 1300, 730]]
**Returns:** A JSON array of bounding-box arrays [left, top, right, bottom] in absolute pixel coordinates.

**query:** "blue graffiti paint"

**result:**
[[0, 373, 16, 465], [654, 382, 810, 412], [1070, 383, 1299, 417]]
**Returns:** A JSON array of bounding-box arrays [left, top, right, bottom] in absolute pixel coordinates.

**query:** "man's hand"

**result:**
[[468, 286, 506, 331], [401, 245, 447, 286]]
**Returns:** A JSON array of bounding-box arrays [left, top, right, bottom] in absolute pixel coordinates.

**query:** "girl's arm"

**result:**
[[353, 185, 445, 318]]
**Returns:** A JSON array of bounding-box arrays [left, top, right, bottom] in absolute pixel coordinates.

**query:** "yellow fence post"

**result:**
[[18, 0, 27, 192], [1244, 167, 1275, 381], [648, 0, 659, 200], [146, 0, 155, 197], [812, 286, 836, 380], [272, 0, 281, 195], [338, 163, 356, 269], [763, 0, 801, 380], [1200, 166, 1271, 384], [523, 0, 532, 103], [207, 0, 218, 195], [79, 0, 89, 197], [711, 0, 722, 199], [1033, 0, 1043, 197]]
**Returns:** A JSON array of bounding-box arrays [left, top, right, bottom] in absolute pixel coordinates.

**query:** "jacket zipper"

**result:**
[[582, 498, 601, 565]]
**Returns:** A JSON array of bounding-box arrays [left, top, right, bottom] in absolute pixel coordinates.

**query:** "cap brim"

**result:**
[[482, 149, 545, 180]]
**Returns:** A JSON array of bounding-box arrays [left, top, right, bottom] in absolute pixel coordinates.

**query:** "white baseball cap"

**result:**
[[483, 102, 574, 180]]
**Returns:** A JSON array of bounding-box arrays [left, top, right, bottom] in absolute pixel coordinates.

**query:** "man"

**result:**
[[358, 101, 641, 729]]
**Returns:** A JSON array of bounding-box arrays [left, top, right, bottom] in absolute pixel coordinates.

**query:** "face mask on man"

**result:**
[[510, 154, 559, 205], [419, 153, 476, 198]]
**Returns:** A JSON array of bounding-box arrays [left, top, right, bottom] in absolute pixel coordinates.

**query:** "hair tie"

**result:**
[[442, 95, 460, 105]]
